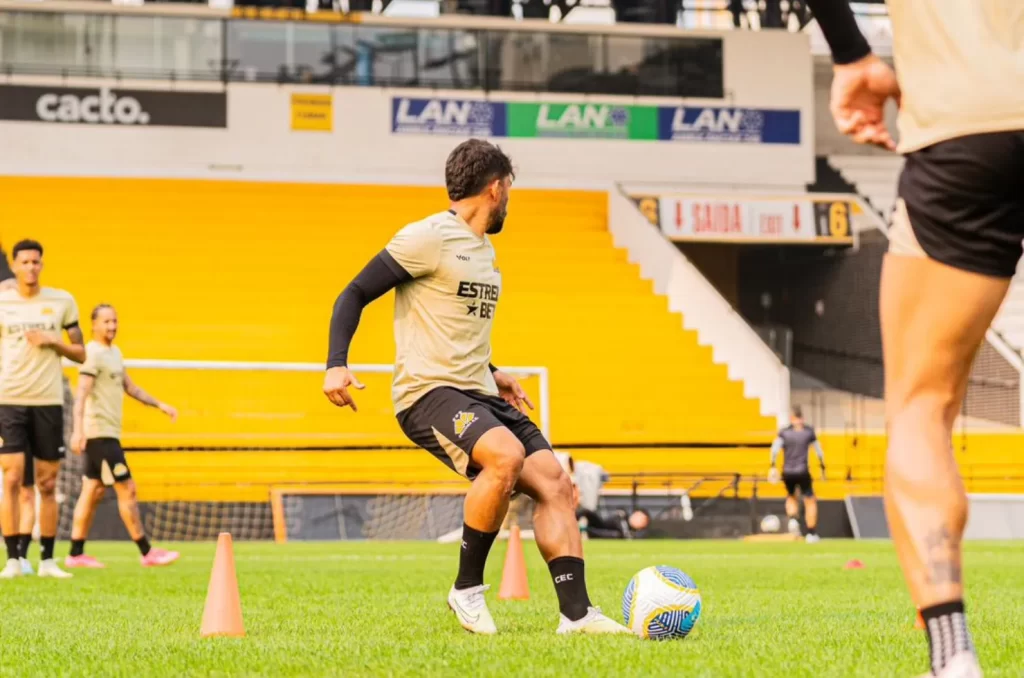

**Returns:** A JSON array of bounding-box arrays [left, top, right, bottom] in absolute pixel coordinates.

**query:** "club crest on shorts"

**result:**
[[452, 411, 476, 438]]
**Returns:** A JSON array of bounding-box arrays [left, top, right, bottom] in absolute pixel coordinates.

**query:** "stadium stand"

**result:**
[[0, 176, 775, 454], [828, 154, 903, 224]]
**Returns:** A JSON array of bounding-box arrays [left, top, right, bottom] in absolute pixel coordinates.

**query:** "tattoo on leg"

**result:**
[[924, 525, 962, 585]]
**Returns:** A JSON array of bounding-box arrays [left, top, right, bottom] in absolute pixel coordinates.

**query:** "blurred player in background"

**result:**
[[324, 139, 628, 635], [811, 0, 1024, 674], [0, 240, 83, 579], [570, 455, 648, 539], [768, 406, 825, 542], [0, 275, 39, 575], [66, 304, 179, 568]]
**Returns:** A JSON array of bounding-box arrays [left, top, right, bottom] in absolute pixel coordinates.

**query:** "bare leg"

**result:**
[[516, 450, 597, 622], [18, 486, 35, 559], [881, 255, 1006, 608], [463, 427, 524, 533], [514, 450, 580, 561], [35, 459, 61, 561], [71, 478, 106, 542], [450, 426, 524, 594], [785, 495, 799, 521], [804, 496, 818, 532], [113, 480, 145, 541], [0, 454, 25, 559]]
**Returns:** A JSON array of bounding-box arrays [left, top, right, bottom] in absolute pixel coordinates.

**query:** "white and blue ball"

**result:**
[[622, 565, 701, 640]]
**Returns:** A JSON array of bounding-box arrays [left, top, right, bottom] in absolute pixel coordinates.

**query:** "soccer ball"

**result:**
[[622, 566, 701, 640], [761, 514, 781, 533]]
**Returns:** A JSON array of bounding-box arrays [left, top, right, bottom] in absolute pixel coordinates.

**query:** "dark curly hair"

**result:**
[[445, 139, 514, 201]]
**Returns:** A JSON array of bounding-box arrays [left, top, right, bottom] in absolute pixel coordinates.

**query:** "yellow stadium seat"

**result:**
[[2, 177, 776, 451]]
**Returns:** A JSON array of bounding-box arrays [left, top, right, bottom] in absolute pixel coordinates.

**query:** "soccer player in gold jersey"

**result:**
[[810, 0, 1023, 675], [66, 304, 179, 568], [324, 140, 628, 636], [0, 240, 84, 579]]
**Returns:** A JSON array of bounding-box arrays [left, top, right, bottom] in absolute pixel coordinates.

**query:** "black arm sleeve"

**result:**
[[326, 250, 411, 369], [805, 0, 871, 65]]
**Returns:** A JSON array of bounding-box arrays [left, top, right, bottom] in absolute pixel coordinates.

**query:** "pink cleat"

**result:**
[[140, 548, 180, 567], [65, 554, 106, 569]]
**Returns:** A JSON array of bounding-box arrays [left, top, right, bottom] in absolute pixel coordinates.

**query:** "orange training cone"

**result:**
[[914, 608, 925, 630], [201, 532, 246, 638], [498, 525, 530, 600]]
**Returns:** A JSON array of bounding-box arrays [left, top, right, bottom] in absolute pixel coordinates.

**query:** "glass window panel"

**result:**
[[603, 35, 723, 98]]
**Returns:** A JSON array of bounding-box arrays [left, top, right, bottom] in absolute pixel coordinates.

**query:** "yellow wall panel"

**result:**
[[6, 177, 772, 449]]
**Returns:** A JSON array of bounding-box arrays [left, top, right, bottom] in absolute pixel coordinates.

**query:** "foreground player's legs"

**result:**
[[0, 453, 25, 577], [114, 479, 178, 566], [66, 478, 107, 568], [881, 254, 1007, 673], [34, 459, 71, 578], [516, 451, 628, 634]]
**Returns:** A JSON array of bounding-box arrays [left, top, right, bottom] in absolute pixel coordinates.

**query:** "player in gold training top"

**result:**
[[65, 304, 180, 569], [0, 275, 42, 575], [0, 240, 85, 579], [323, 139, 628, 636], [809, 1, 1023, 676]]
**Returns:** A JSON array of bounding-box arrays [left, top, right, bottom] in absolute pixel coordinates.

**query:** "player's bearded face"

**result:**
[[486, 185, 509, 235]]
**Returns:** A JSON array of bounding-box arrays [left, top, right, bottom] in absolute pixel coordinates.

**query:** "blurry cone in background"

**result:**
[[498, 525, 530, 600], [914, 608, 925, 630], [201, 532, 246, 638]]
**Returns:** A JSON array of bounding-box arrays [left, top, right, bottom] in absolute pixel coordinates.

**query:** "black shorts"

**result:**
[[782, 472, 814, 498], [397, 387, 551, 480], [893, 131, 1024, 278], [83, 438, 131, 484], [0, 405, 66, 462]]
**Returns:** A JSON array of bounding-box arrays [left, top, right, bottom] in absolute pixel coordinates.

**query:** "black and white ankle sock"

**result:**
[[39, 536, 55, 562], [454, 524, 498, 590], [548, 556, 592, 622], [17, 533, 31, 559], [922, 600, 974, 675]]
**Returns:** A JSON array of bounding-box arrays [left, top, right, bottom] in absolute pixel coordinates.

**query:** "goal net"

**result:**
[[53, 359, 548, 541]]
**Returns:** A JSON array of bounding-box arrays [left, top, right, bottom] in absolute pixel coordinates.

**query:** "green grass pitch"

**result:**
[[1, 539, 1021, 677]]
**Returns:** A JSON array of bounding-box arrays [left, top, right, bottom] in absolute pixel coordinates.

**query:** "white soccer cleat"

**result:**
[[19, 557, 34, 575], [556, 607, 632, 635], [447, 584, 497, 635], [0, 558, 22, 579], [919, 652, 983, 678], [805, 534, 821, 544], [37, 559, 73, 579], [787, 518, 801, 536]]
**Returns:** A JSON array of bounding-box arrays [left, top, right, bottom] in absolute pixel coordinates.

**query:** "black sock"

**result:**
[[135, 537, 152, 557], [548, 556, 592, 622], [40, 536, 55, 561], [17, 533, 31, 559], [4, 535, 18, 561], [453, 524, 498, 590], [922, 600, 973, 675], [807, 527, 817, 536], [70, 540, 86, 558]]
